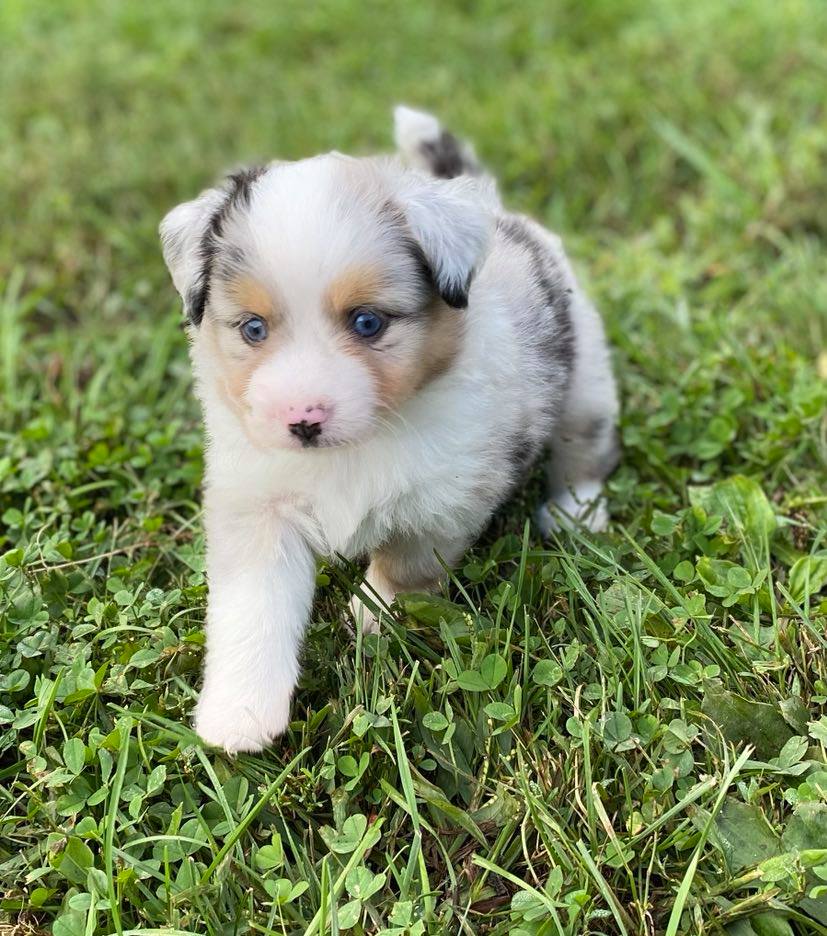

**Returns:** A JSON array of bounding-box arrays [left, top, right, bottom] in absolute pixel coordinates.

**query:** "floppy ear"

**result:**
[[396, 174, 496, 308], [159, 187, 227, 325]]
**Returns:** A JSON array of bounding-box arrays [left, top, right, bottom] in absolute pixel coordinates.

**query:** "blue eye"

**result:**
[[350, 308, 386, 339], [241, 316, 268, 343]]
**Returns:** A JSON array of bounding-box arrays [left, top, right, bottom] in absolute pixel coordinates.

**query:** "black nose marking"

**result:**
[[288, 420, 323, 445]]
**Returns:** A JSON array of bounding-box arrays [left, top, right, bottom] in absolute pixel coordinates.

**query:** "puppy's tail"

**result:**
[[393, 105, 481, 179]]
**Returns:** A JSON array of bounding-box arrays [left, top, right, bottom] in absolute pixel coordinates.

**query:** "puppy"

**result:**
[[160, 107, 618, 753]]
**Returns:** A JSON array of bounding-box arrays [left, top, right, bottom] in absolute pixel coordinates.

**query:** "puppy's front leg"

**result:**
[[195, 495, 315, 753]]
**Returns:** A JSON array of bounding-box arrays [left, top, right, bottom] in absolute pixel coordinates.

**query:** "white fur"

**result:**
[[194, 493, 314, 752], [160, 110, 619, 752], [160, 187, 227, 298], [393, 106, 441, 155]]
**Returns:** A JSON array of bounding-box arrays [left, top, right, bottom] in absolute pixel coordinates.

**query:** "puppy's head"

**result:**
[[160, 156, 494, 451]]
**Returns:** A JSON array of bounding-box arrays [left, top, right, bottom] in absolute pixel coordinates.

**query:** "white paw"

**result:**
[[194, 689, 291, 754], [348, 592, 383, 635], [537, 482, 609, 535]]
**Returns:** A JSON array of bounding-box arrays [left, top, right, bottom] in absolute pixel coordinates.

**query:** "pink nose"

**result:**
[[282, 403, 329, 426]]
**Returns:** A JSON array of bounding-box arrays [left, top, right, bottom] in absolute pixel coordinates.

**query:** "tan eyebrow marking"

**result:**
[[325, 265, 387, 319], [226, 277, 279, 324]]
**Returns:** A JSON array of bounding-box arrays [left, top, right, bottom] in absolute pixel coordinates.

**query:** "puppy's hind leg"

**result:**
[[538, 415, 619, 534], [537, 302, 620, 535]]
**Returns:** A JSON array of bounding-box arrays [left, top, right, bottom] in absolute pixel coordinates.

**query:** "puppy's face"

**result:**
[[161, 156, 492, 451]]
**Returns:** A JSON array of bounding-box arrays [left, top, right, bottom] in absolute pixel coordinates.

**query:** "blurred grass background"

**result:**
[[1, 2, 827, 934], [2, 0, 826, 329]]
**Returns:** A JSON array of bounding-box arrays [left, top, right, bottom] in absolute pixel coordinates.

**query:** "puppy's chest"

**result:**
[[312, 482, 437, 558], [309, 460, 475, 558]]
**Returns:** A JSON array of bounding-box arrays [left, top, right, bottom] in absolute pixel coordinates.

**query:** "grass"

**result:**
[[1, 0, 827, 933]]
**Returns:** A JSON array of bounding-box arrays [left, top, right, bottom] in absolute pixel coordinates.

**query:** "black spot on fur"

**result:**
[[506, 433, 542, 487], [437, 275, 471, 309], [407, 242, 472, 309], [497, 216, 576, 382], [188, 165, 268, 326], [419, 130, 478, 179]]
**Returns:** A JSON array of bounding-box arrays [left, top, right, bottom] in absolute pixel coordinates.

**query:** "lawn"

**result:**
[[1, 0, 826, 933]]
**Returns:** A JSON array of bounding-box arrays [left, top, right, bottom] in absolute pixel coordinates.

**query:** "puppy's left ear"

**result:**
[[397, 174, 497, 308], [159, 187, 227, 325]]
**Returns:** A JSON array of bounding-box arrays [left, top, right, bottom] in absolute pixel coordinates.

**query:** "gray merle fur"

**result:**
[[497, 216, 575, 384], [187, 166, 267, 326]]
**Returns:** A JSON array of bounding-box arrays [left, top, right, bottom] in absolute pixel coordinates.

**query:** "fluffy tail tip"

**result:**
[[393, 104, 481, 179], [393, 105, 442, 157]]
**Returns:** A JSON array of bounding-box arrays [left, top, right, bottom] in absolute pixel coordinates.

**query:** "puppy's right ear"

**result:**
[[159, 187, 227, 325], [393, 173, 497, 309]]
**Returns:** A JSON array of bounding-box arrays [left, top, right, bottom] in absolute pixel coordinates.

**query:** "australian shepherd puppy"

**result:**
[[160, 107, 619, 752]]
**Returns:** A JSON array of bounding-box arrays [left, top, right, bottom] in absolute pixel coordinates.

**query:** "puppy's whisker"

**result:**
[[380, 407, 424, 446], [373, 414, 406, 443]]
